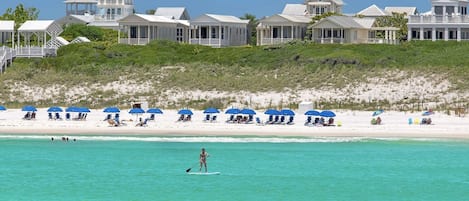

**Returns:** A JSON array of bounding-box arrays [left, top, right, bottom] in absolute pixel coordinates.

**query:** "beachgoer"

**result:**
[[199, 148, 209, 172], [376, 117, 382, 125]]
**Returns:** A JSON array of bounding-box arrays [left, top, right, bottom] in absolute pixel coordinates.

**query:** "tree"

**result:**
[[374, 12, 408, 41], [61, 24, 104, 41], [0, 4, 39, 30], [145, 9, 155, 15], [240, 13, 259, 46]]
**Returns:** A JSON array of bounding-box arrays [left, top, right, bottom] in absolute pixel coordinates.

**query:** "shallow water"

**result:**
[[0, 135, 468, 201]]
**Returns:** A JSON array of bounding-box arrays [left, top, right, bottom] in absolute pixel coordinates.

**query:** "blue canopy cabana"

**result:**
[[47, 106, 63, 113], [22, 105, 37, 112], [103, 107, 120, 113]]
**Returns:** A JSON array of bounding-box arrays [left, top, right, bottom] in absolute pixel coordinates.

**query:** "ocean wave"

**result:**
[[0, 134, 458, 143]]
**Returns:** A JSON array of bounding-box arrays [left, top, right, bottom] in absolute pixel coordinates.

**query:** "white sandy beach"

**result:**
[[0, 108, 468, 139]]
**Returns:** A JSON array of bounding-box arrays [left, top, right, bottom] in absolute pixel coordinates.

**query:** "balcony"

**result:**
[[409, 15, 469, 24], [190, 38, 229, 47]]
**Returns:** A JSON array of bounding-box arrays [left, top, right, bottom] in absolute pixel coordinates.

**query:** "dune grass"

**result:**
[[1, 40, 469, 109]]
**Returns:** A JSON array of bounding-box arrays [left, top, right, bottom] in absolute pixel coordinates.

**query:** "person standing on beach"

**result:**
[[199, 148, 209, 172]]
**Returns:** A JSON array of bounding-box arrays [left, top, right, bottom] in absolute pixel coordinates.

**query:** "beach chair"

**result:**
[[304, 116, 312, 126], [279, 116, 286, 125], [66, 113, 71, 121], [211, 115, 217, 123], [267, 115, 274, 124], [287, 116, 294, 125], [177, 115, 184, 122], [104, 114, 112, 121], [136, 118, 148, 127], [48, 113, 53, 120], [226, 115, 234, 123], [55, 113, 62, 120], [408, 118, 412, 125], [256, 117, 265, 126], [272, 116, 280, 124], [247, 115, 254, 124], [148, 114, 155, 121], [204, 114, 210, 122]]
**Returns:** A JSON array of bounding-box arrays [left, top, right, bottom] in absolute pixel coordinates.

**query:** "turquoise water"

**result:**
[[1, 135, 469, 201]]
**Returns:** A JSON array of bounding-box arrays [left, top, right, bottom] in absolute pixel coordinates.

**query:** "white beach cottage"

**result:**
[[189, 14, 249, 47], [256, 4, 311, 46], [118, 8, 190, 45], [58, 0, 135, 29], [408, 0, 469, 41]]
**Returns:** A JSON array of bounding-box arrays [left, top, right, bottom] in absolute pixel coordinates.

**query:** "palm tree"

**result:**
[[240, 13, 259, 46]]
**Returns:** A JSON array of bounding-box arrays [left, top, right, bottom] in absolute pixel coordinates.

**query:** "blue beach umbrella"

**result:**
[[372, 109, 384, 116], [281, 109, 295, 116], [225, 108, 240, 114], [22, 105, 37, 112], [204, 107, 220, 114], [103, 107, 120, 113], [264, 109, 281, 116], [422, 111, 434, 116], [304, 110, 320, 116], [66, 106, 79, 112], [47, 106, 63, 113], [0, 105, 7, 111], [147, 108, 163, 114], [178, 109, 193, 115], [77, 107, 91, 113], [320, 110, 336, 118], [129, 108, 145, 114], [240, 108, 256, 115]]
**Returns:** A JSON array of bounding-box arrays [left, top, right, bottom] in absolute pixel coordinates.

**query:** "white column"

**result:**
[[457, 27, 461, 41], [444, 28, 449, 41], [270, 26, 273, 44], [330, 28, 334, 43], [455, 6, 459, 15], [420, 28, 424, 40], [198, 27, 201, 44], [147, 25, 150, 44], [432, 28, 436, 41], [219, 25, 222, 47], [280, 26, 284, 43], [137, 25, 140, 44], [408, 29, 412, 41]]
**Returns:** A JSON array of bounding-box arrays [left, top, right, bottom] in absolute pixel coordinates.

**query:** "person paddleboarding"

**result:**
[[199, 148, 209, 172]]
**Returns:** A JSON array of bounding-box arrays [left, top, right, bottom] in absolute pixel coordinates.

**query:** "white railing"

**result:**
[[190, 38, 229, 47], [119, 38, 150, 45], [15, 46, 52, 58], [313, 38, 345, 44], [409, 15, 469, 24], [260, 38, 296, 45], [1, 46, 16, 73]]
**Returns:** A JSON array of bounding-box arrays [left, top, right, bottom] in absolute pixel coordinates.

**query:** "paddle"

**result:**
[[186, 162, 199, 173]]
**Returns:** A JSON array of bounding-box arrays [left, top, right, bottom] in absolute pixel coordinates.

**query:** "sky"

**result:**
[[0, 0, 431, 20]]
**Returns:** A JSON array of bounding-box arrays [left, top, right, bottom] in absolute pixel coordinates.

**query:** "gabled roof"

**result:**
[[257, 14, 311, 28], [119, 14, 177, 24], [0, 21, 14, 31], [154, 7, 190, 20], [384, 7, 417, 15], [312, 16, 366, 29], [331, 0, 345, 5], [282, 4, 307, 16], [55, 36, 70, 46], [357, 4, 389, 17], [192, 14, 248, 24], [18, 20, 56, 31]]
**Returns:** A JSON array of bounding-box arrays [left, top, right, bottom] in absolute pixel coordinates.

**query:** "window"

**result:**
[[177, 28, 183, 42], [211, 27, 217, 38]]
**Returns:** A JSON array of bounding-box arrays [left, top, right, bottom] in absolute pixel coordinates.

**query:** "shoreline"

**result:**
[[1, 109, 469, 140]]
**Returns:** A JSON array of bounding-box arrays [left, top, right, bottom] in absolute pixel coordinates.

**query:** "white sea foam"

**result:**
[[0, 135, 456, 143]]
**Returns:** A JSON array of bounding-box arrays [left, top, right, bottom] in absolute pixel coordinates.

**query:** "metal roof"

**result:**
[[205, 14, 248, 24], [0, 21, 14, 31], [154, 7, 190, 20], [282, 4, 307, 16], [135, 14, 178, 23], [18, 20, 56, 31], [357, 4, 389, 17]]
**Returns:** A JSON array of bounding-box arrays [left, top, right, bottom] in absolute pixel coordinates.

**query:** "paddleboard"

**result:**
[[187, 172, 220, 175]]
